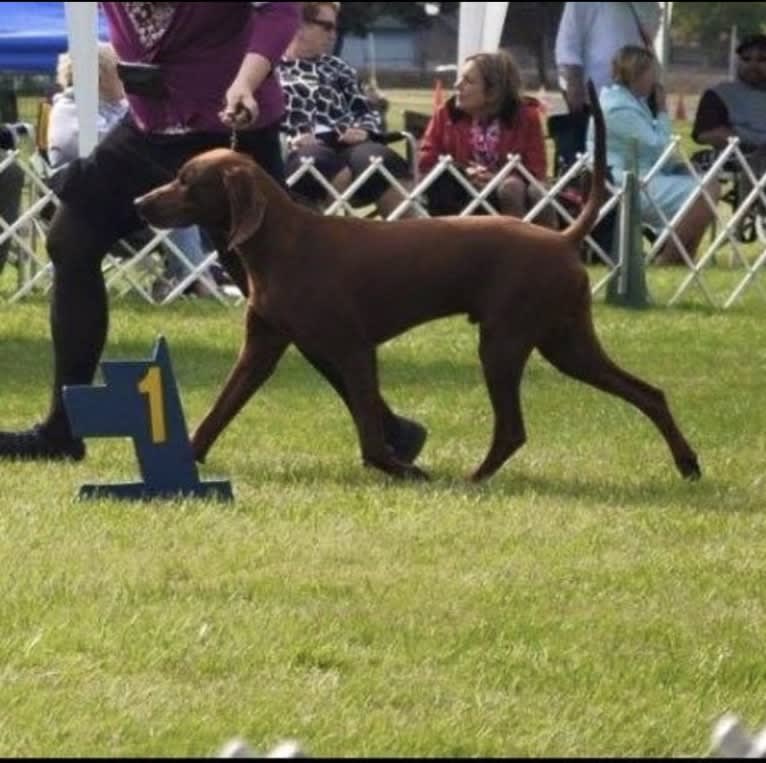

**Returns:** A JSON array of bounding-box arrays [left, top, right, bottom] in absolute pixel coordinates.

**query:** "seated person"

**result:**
[[278, 2, 413, 218], [49, 44, 214, 297], [0, 124, 27, 276], [593, 45, 720, 265], [418, 50, 555, 227], [48, 44, 129, 169], [692, 33, 766, 204]]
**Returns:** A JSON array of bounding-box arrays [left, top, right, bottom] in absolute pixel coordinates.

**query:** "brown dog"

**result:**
[[135, 83, 700, 482]]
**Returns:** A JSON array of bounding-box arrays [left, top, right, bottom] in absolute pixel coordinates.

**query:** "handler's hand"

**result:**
[[220, 82, 260, 129], [290, 133, 320, 150], [466, 163, 494, 188], [338, 127, 369, 145]]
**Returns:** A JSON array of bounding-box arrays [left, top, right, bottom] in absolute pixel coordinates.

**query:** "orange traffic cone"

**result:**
[[432, 78, 444, 110], [674, 93, 687, 122]]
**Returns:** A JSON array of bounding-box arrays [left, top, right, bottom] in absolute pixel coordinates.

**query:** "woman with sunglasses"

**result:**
[[278, 2, 414, 219]]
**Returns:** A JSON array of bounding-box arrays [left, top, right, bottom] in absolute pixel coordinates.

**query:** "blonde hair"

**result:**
[[611, 45, 656, 88], [56, 42, 120, 90], [301, 2, 341, 23]]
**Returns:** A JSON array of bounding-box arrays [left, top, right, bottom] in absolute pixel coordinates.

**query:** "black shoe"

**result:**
[[0, 425, 85, 462], [389, 417, 427, 464], [209, 263, 233, 287]]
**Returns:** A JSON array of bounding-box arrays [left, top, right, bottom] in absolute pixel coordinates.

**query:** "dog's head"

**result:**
[[135, 148, 268, 249]]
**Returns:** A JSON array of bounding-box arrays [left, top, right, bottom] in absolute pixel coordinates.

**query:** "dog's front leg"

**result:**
[[334, 348, 429, 481], [192, 308, 289, 462]]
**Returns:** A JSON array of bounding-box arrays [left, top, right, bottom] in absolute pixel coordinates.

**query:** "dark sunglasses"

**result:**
[[309, 19, 337, 32], [739, 53, 766, 62]]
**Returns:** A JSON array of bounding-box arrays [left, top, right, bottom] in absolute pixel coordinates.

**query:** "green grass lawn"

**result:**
[[0, 277, 765, 756]]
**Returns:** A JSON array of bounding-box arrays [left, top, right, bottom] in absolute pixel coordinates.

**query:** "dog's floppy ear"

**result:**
[[222, 165, 267, 249]]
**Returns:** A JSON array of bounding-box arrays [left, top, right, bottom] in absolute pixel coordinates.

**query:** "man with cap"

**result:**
[[692, 34, 766, 215], [693, 33, 766, 174]]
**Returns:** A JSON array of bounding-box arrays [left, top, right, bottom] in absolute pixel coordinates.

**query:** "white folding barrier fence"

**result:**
[[2, 133, 765, 309], [0, 147, 240, 306]]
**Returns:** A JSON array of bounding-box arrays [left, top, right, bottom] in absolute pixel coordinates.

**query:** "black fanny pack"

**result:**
[[116, 62, 168, 98]]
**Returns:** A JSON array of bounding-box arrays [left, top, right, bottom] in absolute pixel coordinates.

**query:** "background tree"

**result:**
[[673, 2, 764, 58], [336, 1, 562, 89], [335, 3, 457, 56]]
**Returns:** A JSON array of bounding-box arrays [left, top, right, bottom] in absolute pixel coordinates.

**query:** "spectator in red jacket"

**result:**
[[419, 50, 554, 226]]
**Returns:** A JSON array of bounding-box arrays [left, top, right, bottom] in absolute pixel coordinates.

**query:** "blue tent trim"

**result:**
[[0, 2, 110, 74]]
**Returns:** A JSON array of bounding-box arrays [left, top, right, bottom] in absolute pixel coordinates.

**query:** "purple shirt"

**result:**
[[101, 2, 300, 134]]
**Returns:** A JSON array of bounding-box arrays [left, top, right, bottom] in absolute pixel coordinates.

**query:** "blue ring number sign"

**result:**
[[63, 336, 233, 501]]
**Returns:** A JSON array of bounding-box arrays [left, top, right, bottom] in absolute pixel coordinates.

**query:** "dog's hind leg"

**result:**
[[333, 348, 429, 480], [192, 308, 289, 462], [537, 314, 701, 480], [470, 325, 534, 482], [296, 347, 425, 464]]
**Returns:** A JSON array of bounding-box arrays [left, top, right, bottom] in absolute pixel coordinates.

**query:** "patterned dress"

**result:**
[[276, 53, 409, 207], [278, 54, 381, 139]]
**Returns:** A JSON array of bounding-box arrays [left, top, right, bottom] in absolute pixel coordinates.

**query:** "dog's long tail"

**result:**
[[561, 80, 606, 247]]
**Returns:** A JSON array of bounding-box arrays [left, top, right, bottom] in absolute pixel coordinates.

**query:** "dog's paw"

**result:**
[[190, 431, 211, 464], [401, 463, 430, 481], [678, 454, 702, 481], [364, 455, 430, 481]]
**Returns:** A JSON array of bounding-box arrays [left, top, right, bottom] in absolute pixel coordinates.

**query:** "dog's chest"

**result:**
[[246, 273, 295, 328]]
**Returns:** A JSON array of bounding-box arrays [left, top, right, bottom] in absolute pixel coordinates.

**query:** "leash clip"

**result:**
[[229, 103, 253, 152]]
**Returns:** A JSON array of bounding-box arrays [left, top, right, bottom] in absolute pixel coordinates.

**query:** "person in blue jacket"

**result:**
[[590, 45, 720, 265]]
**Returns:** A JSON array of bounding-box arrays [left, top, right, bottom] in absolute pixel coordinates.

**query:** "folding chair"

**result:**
[[547, 111, 590, 177], [401, 109, 431, 171], [546, 112, 618, 263]]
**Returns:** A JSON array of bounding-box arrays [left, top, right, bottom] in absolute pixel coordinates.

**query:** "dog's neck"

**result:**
[[229, 170, 312, 270]]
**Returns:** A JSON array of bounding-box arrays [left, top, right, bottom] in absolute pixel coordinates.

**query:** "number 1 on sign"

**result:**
[[138, 366, 167, 444]]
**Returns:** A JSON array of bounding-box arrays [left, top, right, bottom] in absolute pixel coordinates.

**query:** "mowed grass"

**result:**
[[1, 274, 765, 756]]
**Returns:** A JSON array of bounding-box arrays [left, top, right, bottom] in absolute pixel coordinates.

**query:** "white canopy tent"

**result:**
[[655, 2, 674, 72], [457, 1, 509, 69], [64, 2, 674, 158]]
